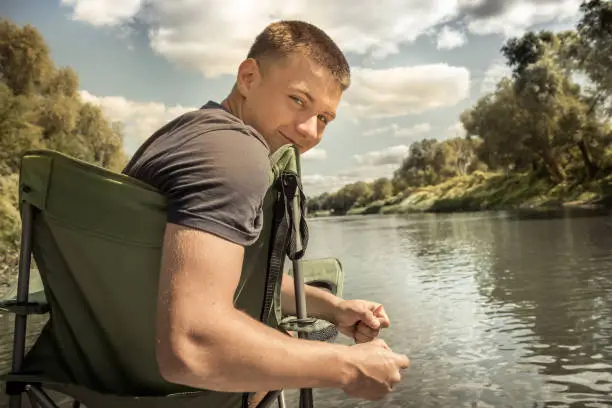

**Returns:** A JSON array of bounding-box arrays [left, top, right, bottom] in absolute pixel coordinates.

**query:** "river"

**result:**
[[1, 211, 611, 407]]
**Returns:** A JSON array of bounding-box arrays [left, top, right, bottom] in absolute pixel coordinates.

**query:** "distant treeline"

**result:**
[[0, 19, 128, 288], [308, 0, 612, 216]]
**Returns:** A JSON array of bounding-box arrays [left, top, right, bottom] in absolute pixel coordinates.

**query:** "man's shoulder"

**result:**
[[124, 101, 272, 246], [124, 101, 271, 178], [194, 101, 266, 139], [174, 102, 273, 179]]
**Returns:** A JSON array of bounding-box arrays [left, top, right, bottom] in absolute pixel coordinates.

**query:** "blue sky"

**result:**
[[4, 0, 581, 195]]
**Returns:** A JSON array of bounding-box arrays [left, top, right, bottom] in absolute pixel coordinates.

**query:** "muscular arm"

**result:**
[[281, 273, 342, 324], [155, 222, 355, 392]]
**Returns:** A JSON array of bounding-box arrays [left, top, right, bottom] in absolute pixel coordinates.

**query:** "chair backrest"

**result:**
[[17, 144, 305, 399]]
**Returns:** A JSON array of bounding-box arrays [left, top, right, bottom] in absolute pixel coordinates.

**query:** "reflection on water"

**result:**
[[285, 212, 612, 407], [1, 211, 611, 407]]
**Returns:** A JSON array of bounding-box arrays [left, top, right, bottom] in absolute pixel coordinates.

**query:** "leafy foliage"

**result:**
[[0, 19, 128, 290]]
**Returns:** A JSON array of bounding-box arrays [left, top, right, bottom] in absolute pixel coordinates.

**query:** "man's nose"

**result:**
[[296, 115, 318, 141]]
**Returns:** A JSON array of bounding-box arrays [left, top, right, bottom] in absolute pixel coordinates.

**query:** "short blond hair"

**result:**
[[247, 20, 351, 91]]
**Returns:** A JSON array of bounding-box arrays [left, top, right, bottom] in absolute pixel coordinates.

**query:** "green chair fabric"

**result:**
[[0, 146, 344, 408]]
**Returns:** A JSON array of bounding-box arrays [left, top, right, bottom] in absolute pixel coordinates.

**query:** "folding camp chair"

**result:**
[[0, 145, 344, 408]]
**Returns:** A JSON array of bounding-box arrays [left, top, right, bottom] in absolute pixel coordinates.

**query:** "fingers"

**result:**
[[396, 353, 410, 369], [371, 340, 409, 370], [373, 305, 391, 328], [366, 340, 409, 369], [354, 320, 380, 343], [389, 370, 402, 386], [354, 330, 374, 344], [361, 309, 381, 330], [370, 340, 409, 367], [370, 338, 391, 350], [357, 320, 379, 337], [344, 301, 391, 344]]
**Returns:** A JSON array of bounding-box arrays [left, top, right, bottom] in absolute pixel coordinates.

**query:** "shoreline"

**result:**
[[309, 199, 612, 219], [308, 171, 612, 219]]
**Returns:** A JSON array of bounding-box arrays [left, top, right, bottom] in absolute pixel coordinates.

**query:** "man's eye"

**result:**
[[318, 115, 328, 125], [291, 96, 304, 105]]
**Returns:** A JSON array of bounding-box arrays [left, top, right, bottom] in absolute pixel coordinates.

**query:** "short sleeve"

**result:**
[[160, 128, 271, 246]]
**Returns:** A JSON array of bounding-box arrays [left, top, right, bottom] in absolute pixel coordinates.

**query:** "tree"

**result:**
[[371, 177, 393, 201], [461, 78, 536, 174], [0, 83, 42, 176], [492, 27, 610, 181], [0, 20, 54, 95], [0, 19, 129, 289], [575, 0, 612, 106], [393, 139, 439, 187]]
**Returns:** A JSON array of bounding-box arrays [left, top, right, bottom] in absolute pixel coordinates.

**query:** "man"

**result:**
[[123, 20, 409, 404]]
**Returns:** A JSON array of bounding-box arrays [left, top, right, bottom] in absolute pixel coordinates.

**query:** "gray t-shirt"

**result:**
[[122, 101, 271, 246]]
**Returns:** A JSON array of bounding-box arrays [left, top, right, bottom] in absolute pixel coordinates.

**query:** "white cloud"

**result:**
[[303, 164, 398, 196], [302, 174, 357, 196], [61, 0, 463, 78], [397, 123, 432, 137], [79, 90, 195, 153], [62, 0, 583, 77], [61, 1, 577, 121], [61, 0, 141, 26], [339, 164, 399, 180], [303, 145, 413, 195], [364, 122, 432, 138], [353, 145, 409, 166], [446, 121, 467, 138], [343, 65, 471, 119], [302, 148, 327, 161], [462, 0, 582, 38], [303, 145, 408, 195], [436, 26, 467, 50], [63, 1, 472, 120], [480, 60, 512, 94]]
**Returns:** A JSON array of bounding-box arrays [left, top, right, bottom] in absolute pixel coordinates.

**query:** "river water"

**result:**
[[1, 211, 611, 407]]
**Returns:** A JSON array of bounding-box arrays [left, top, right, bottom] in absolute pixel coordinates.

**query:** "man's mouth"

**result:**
[[279, 132, 298, 147]]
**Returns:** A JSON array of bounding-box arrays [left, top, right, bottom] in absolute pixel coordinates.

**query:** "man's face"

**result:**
[[236, 52, 343, 154]]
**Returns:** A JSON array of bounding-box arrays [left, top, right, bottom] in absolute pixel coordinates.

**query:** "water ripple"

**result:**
[[2, 212, 612, 407]]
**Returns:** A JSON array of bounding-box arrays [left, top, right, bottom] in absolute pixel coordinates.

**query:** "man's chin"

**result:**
[[271, 138, 297, 152]]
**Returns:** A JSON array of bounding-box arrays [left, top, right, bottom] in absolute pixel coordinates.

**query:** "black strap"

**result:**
[[0, 300, 49, 315], [248, 172, 311, 408], [282, 172, 309, 261], [260, 177, 291, 323], [260, 172, 309, 323]]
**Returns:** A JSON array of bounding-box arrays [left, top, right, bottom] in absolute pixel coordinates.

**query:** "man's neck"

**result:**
[[220, 91, 244, 122]]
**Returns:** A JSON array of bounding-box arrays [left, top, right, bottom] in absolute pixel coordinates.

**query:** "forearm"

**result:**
[[281, 273, 342, 323], [159, 306, 352, 393]]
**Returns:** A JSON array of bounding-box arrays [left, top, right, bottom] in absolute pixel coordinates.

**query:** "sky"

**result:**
[[3, 0, 582, 196]]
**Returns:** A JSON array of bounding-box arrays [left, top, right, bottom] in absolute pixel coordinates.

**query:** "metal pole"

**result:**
[[292, 145, 308, 328], [277, 390, 287, 408], [291, 146, 314, 408], [293, 256, 314, 408], [9, 202, 34, 408], [255, 390, 283, 408]]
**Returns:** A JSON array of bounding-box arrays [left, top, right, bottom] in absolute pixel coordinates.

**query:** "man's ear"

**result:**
[[236, 58, 261, 97]]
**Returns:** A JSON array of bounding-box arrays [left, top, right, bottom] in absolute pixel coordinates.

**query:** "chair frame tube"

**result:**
[[9, 202, 62, 408]]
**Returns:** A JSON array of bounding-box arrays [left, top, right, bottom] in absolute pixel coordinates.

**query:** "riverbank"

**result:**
[[309, 171, 612, 218]]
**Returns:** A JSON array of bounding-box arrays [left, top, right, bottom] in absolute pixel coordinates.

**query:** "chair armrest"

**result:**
[[281, 257, 345, 342]]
